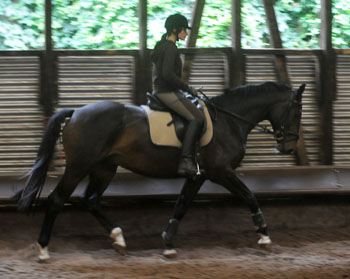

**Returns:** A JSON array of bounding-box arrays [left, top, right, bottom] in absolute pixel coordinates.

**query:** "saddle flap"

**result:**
[[142, 100, 213, 148]]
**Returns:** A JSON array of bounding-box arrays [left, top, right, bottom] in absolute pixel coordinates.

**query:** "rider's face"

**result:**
[[178, 28, 188, 40]]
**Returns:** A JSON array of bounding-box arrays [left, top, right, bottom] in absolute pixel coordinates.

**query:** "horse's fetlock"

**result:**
[[256, 227, 268, 236], [252, 209, 267, 230], [162, 218, 179, 245], [165, 218, 179, 235]]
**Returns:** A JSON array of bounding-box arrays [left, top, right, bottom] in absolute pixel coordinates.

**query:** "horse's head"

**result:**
[[270, 83, 305, 155]]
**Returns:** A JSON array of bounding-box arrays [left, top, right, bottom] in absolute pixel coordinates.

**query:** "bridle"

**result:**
[[273, 89, 301, 144], [198, 88, 301, 144]]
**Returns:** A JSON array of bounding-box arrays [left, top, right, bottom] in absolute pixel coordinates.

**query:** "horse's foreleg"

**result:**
[[215, 172, 271, 246], [83, 163, 126, 255], [162, 177, 205, 257]]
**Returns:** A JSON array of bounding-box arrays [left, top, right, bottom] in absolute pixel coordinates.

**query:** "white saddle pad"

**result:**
[[142, 100, 213, 148]]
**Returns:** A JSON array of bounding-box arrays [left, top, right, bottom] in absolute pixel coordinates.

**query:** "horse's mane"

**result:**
[[211, 82, 292, 108]]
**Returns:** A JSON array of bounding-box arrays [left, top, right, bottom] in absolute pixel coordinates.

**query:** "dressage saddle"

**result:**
[[146, 92, 205, 142]]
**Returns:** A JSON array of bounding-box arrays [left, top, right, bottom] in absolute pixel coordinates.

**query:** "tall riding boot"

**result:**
[[177, 120, 203, 177]]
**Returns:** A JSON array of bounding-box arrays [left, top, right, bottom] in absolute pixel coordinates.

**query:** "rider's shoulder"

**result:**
[[163, 40, 177, 50]]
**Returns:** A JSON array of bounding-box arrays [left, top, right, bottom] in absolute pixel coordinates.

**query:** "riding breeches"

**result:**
[[155, 92, 205, 127]]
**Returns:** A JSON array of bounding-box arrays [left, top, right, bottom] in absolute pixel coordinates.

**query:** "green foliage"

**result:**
[[197, 0, 231, 47], [332, 1, 350, 47], [240, 0, 321, 48], [0, 0, 44, 50], [52, 0, 139, 49], [0, 0, 349, 50], [274, 0, 321, 48], [241, 0, 270, 48]]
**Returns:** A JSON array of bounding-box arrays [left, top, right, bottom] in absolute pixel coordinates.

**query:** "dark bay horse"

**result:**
[[15, 82, 305, 260]]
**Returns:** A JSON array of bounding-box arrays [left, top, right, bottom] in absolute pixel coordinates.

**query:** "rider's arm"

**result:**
[[162, 44, 189, 92]]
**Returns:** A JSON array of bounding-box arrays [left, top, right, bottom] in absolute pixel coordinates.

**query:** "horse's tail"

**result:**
[[13, 109, 74, 213]]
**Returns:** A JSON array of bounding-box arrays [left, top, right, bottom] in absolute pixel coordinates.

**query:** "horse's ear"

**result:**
[[296, 83, 306, 102]]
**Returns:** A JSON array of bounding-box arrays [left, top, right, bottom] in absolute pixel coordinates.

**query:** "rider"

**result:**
[[151, 13, 205, 178]]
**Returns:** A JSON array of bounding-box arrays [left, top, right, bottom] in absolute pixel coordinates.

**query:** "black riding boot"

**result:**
[[177, 120, 203, 177]]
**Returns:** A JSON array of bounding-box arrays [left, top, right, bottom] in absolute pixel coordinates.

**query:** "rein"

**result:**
[[197, 87, 301, 144], [198, 89, 274, 135]]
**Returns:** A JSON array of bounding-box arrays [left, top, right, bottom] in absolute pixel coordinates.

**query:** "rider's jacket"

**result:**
[[151, 40, 189, 94]]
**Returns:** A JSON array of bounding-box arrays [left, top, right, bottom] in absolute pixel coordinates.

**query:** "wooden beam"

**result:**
[[135, 0, 149, 105], [186, 0, 205, 48], [335, 49, 350, 55], [40, 0, 56, 119], [230, 0, 245, 87], [262, 0, 308, 165], [262, 0, 290, 83], [318, 0, 335, 165], [0, 50, 43, 56], [139, 0, 147, 51], [242, 48, 322, 56], [182, 0, 205, 83], [53, 49, 139, 56], [45, 0, 52, 52]]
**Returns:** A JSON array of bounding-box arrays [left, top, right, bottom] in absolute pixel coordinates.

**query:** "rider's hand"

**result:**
[[188, 86, 198, 96]]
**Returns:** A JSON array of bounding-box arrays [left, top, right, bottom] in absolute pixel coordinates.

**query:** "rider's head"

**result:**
[[164, 14, 191, 41]]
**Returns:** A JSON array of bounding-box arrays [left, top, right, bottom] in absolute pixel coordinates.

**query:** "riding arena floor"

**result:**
[[1, 197, 350, 279]]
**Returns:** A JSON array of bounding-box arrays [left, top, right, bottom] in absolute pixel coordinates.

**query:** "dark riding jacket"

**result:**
[[151, 40, 189, 94]]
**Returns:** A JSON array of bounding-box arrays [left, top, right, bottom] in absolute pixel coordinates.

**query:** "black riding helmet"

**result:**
[[165, 14, 191, 39], [151, 13, 191, 60]]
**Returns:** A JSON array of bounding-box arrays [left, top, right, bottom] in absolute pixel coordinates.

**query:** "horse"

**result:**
[[14, 81, 305, 261]]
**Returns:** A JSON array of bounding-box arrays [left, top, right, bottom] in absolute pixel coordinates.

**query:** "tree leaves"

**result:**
[[0, 0, 349, 50]]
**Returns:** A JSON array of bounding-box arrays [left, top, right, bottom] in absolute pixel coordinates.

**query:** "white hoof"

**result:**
[[163, 248, 177, 258], [110, 227, 126, 255], [36, 242, 50, 262], [258, 234, 272, 245]]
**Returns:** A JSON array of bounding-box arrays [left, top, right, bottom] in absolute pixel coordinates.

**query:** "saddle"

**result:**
[[142, 93, 213, 148]]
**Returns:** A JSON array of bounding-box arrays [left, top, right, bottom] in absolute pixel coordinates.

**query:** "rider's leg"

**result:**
[[177, 119, 203, 176], [156, 92, 205, 177]]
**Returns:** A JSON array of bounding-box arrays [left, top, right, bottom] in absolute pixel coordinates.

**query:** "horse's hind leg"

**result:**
[[83, 161, 126, 255], [37, 168, 87, 261], [214, 171, 271, 246], [162, 177, 205, 258]]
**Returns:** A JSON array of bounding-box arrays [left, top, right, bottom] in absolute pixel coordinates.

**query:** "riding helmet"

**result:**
[[165, 14, 192, 34]]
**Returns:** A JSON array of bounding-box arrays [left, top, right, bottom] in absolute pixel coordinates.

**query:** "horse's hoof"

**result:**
[[163, 248, 177, 258], [110, 227, 126, 255], [37, 257, 50, 263], [112, 242, 126, 256], [258, 234, 272, 249], [36, 242, 50, 263]]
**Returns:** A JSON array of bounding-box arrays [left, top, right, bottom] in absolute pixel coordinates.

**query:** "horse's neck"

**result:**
[[232, 98, 271, 136]]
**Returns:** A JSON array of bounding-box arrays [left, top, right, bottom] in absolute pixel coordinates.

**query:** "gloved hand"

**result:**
[[188, 86, 198, 96]]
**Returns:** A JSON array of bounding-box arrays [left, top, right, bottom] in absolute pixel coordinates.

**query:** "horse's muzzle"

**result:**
[[276, 141, 297, 155]]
